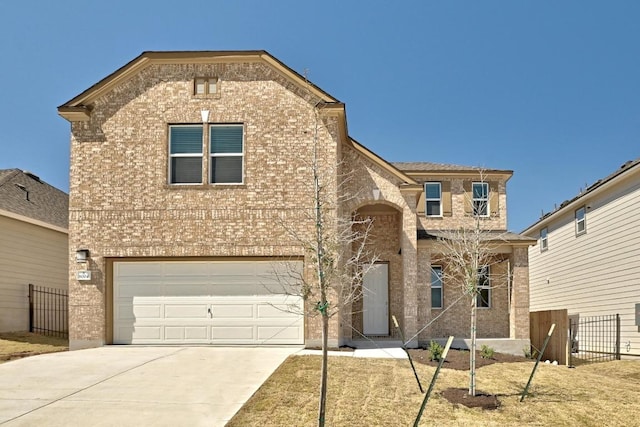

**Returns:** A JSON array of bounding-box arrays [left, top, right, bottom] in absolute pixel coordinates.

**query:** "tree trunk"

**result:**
[[469, 297, 477, 396], [318, 312, 329, 427]]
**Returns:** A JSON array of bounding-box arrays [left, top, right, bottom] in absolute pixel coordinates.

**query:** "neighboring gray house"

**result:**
[[0, 169, 69, 332], [522, 158, 640, 359]]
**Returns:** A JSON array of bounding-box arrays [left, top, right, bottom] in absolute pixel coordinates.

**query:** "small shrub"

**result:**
[[427, 340, 444, 361], [523, 345, 538, 359], [480, 344, 495, 359]]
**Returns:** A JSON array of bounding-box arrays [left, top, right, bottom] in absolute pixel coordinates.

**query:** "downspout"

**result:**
[[507, 259, 511, 315]]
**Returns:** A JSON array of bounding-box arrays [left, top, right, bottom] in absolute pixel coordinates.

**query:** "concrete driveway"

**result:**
[[0, 346, 298, 426]]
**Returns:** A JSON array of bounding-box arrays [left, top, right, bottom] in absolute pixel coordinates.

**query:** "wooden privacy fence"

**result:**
[[530, 309, 568, 365], [29, 284, 68, 338]]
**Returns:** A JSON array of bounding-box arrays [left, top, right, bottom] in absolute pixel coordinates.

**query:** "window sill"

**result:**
[[165, 184, 247, 190]]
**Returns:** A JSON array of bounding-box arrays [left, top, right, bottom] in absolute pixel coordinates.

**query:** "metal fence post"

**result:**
[[616, 314, 621, 360]]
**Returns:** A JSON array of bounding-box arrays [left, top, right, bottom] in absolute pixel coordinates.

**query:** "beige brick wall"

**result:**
[[68, 61, 341, 347], [415, 175, 508, 231], [421, 253, 511, 340]]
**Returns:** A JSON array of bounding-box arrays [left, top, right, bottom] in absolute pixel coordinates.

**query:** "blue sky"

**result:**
[[0, 1, 638, 232]]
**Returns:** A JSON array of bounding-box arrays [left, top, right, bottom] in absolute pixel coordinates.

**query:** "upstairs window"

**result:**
[[575, 206, 586, 235], [472, 182, 489, 217], [194, 77, 218, 95], [431, 266, 443, 309], [477, 266, 491, 308], [540, 227, 548, 251], [169, 125, 203, 184], [425, 182, 442, 216], [210, 125, 244, 184]]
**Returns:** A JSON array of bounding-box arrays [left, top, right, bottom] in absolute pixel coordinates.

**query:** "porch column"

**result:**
[[510, 247, 530, 339], [401, 203, 418, 347]]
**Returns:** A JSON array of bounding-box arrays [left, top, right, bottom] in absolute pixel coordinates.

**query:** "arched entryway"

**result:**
[[349, 202, 404, 341]]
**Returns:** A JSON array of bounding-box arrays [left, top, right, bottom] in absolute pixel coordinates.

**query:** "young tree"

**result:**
[[273, 102, 378, 426], [429, 174, 509, 397]]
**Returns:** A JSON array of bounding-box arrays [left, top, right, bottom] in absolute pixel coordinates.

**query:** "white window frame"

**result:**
[[424, 182, 442, 217], [168, 124, 203, 185], [540, 227, 548, 252], [431, 266, 443, 309], [472, 182, 489, 217], [209, 124, 244, 185], [476, 266, 491, 308], [575, 206, 586, 236]]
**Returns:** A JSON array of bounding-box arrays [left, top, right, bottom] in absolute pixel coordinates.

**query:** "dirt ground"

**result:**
[[408, 347, 531, 409]]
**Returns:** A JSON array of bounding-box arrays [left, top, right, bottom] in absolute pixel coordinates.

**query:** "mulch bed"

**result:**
[[407, 347, 530, 410], [441, 388, 501, 410], [408, 347, 529, 371]]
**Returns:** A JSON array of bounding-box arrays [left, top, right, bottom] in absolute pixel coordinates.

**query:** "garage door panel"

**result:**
[[117, 283, 162, 297], [165, 326, 208, 341], [257, 303, 301, 318], [163, 262, 210, 276], [211, 326, 255, 340], [114, 260, 304, 345], [258, 326, 302, 341], [133, 304, 162, 319], [115, 304, 135, 321], [116, 262, 164, 277], [211, 304, 253, 318], [164, 304, 208, 319], [132, 326, 162, 340], [163, 284, 211, 296]]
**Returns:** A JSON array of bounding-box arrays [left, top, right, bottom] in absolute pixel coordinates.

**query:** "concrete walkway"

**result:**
[[0, 346, 297, 427]]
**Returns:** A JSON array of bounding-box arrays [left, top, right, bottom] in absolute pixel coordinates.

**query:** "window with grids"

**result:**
[[540, 227, 548, 251], [477, 266, 490, 308], [472, 182, 489, 216], [575, 207, 586, 235], [431, 266, 443, 308], [169, 125, 203, 184], [425, 182, 442, 216], [210, 124, 243, 184]]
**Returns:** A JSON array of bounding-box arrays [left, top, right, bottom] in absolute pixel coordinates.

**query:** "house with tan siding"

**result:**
[[58, 50, 534, 353], [523, 158, 640, 359], [0, 169, 68, 332]]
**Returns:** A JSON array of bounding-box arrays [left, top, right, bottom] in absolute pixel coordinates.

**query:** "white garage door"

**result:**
[[113, 260, 304, 345]]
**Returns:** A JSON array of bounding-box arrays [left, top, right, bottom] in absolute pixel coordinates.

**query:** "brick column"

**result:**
[[510, 247, 530, 339], [402, 203, 418, 347]]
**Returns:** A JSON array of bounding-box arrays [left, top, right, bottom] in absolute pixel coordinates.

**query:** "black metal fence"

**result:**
[[28, 284, 68, 338], [569, 314, 620, 366]]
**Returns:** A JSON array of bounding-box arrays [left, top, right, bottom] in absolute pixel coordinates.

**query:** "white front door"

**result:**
[[363, 263, 389, 335]]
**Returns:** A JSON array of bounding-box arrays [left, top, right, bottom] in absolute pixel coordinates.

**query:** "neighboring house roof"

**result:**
[[419, 229, 536, 244], [522, 157, 640, 234], [0, 169, 69, 230]]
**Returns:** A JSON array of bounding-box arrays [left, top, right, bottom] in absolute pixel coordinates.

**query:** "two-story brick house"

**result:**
[[58, 51, 533, 353]]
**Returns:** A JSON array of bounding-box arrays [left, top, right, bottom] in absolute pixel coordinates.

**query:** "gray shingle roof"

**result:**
[[392, 162, 481, 172], [0, 169, 69, 230], [418, 229, 536, 243]]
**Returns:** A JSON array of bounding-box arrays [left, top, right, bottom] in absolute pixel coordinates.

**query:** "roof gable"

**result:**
[[58, 50, 340, 122]]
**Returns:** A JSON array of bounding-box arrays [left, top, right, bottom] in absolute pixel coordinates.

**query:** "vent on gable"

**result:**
[[15, 183, 29, 201]]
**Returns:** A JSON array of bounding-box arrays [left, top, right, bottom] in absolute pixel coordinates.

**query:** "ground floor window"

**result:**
[[431, 266, 443, 308], [477, 266, 490, 308]]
